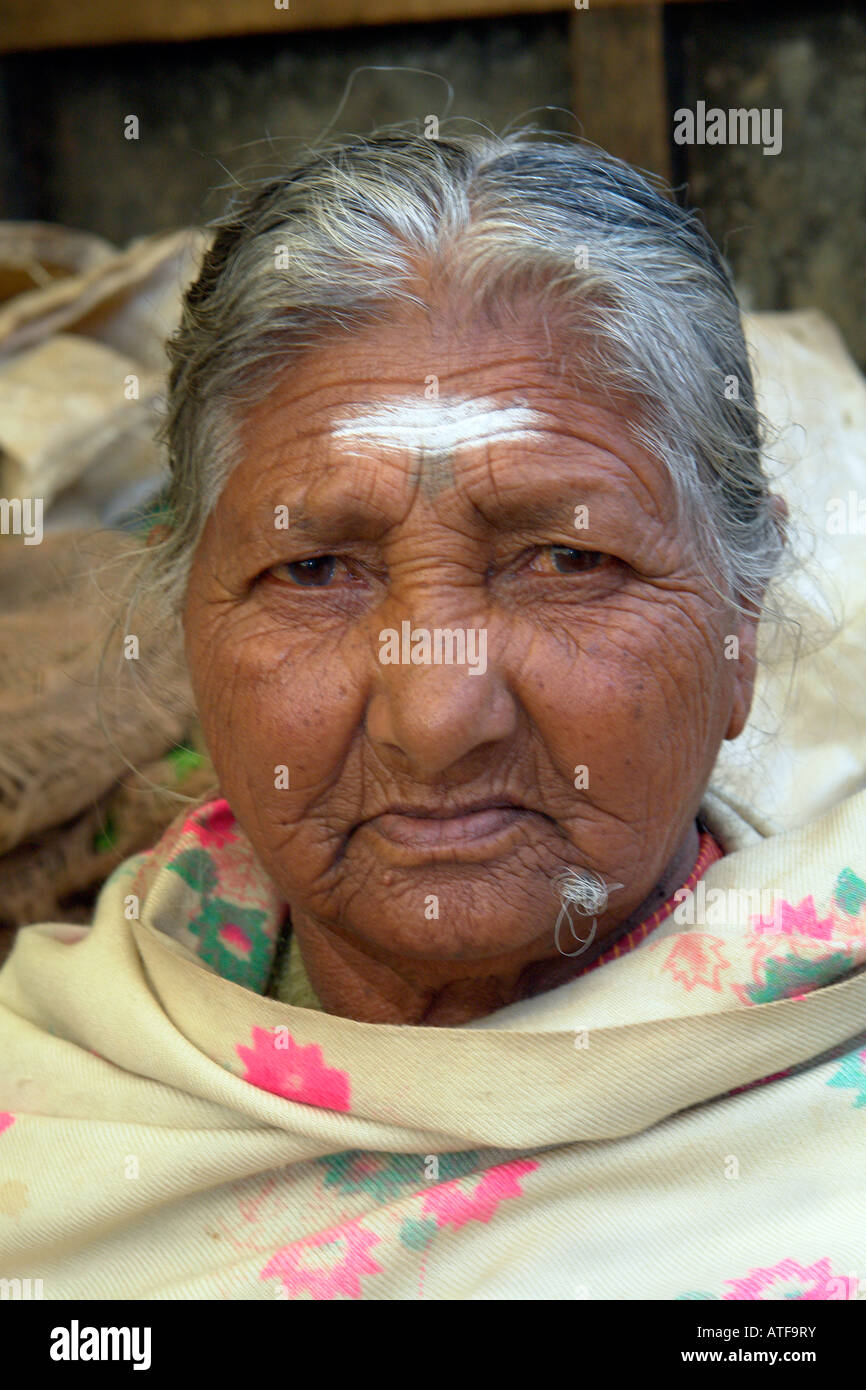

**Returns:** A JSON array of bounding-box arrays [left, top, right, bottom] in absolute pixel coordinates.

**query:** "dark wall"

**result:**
[[677, 0, 866, 367], [0, 16, 574, 237], [1, 1, 864, 364]]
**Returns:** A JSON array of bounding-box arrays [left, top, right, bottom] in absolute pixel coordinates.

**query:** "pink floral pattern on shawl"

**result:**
[[663, 935, 730, 992], [421, 1158, 539, 1230], [261, 1220, 382, 1300], [236, 1026, 351, 1112], [723, 1257, 858, 1301]]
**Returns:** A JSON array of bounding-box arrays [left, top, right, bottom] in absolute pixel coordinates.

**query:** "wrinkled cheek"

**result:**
[[519, 621, 713, 812], [190, 626, 366, 862]]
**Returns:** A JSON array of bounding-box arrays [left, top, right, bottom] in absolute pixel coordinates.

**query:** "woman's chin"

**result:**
[[322, 877, 555, 963]]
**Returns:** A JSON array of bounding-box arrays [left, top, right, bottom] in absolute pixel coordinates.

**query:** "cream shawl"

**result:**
[[1, 786, 866, 1301]]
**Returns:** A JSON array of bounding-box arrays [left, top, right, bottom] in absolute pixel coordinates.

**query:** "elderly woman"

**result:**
[[2, 132, 865, 1304]]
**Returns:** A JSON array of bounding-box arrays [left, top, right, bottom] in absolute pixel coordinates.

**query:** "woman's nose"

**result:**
[[364, 618, 518, 777]]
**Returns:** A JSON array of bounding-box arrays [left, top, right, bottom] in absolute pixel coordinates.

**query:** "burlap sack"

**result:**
[[0, 530, 195, 856], [0, 735, 216, 963], [0, 223, 207, 519], [0, 222, 115, 305]]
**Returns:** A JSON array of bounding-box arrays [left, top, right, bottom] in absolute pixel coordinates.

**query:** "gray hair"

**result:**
[[553, 867, 623, 958], [149, 128, 785, 618]]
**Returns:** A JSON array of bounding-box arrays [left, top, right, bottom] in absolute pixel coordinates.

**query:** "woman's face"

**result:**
[[183, 308, 759, 1022]]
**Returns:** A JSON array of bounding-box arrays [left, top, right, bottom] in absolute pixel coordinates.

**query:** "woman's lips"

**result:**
[[364, 806, 528, 852], [374, 806, 523, 846]]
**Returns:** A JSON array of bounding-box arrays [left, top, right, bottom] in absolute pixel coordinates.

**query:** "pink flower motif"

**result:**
[[219, 923, 252, 956], [236, 1026, 351, 1111], [663, 935, 729, 992], [188, 798, 238, 849], [261, 1220, 382, 1300], [751, 896, 834, 940], [422, 1158, 539, 1230], [0, 1112, 14, 1135], [723, 1257, 856, 1301]]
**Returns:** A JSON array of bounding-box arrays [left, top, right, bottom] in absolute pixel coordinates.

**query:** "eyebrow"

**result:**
[[279, 502, 393, 541], [269, 492, 601, 543], [473, 495, 594, 532]]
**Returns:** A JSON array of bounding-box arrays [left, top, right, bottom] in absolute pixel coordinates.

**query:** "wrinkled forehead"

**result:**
[[221, 321, 674, 533], [210, 396, 678, 575]]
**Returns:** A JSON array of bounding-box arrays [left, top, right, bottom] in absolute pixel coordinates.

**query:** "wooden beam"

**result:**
[[0, 0, 727, 55], [571, 2, 672, 181]]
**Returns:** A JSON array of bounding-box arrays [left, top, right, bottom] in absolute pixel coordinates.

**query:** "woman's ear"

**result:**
[[724, 492, 788, 742], [725, 611, 760, 741]]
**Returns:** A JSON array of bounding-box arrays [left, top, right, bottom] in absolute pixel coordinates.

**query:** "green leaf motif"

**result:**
[[190, 899, 271, 988], [167, 848, 219, 896], [399, 1217, 438, 1252], [746, 951, 853, 1004], [834, 867, 866, 917], [317, 1148, 481, 1204]]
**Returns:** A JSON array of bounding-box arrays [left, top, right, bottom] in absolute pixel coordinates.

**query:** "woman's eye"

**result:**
[[531, 546, 606, 574], [275, 555, 339, 587]]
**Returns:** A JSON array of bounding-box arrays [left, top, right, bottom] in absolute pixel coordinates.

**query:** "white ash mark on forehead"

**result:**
[[330, 398, 549, 497]]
